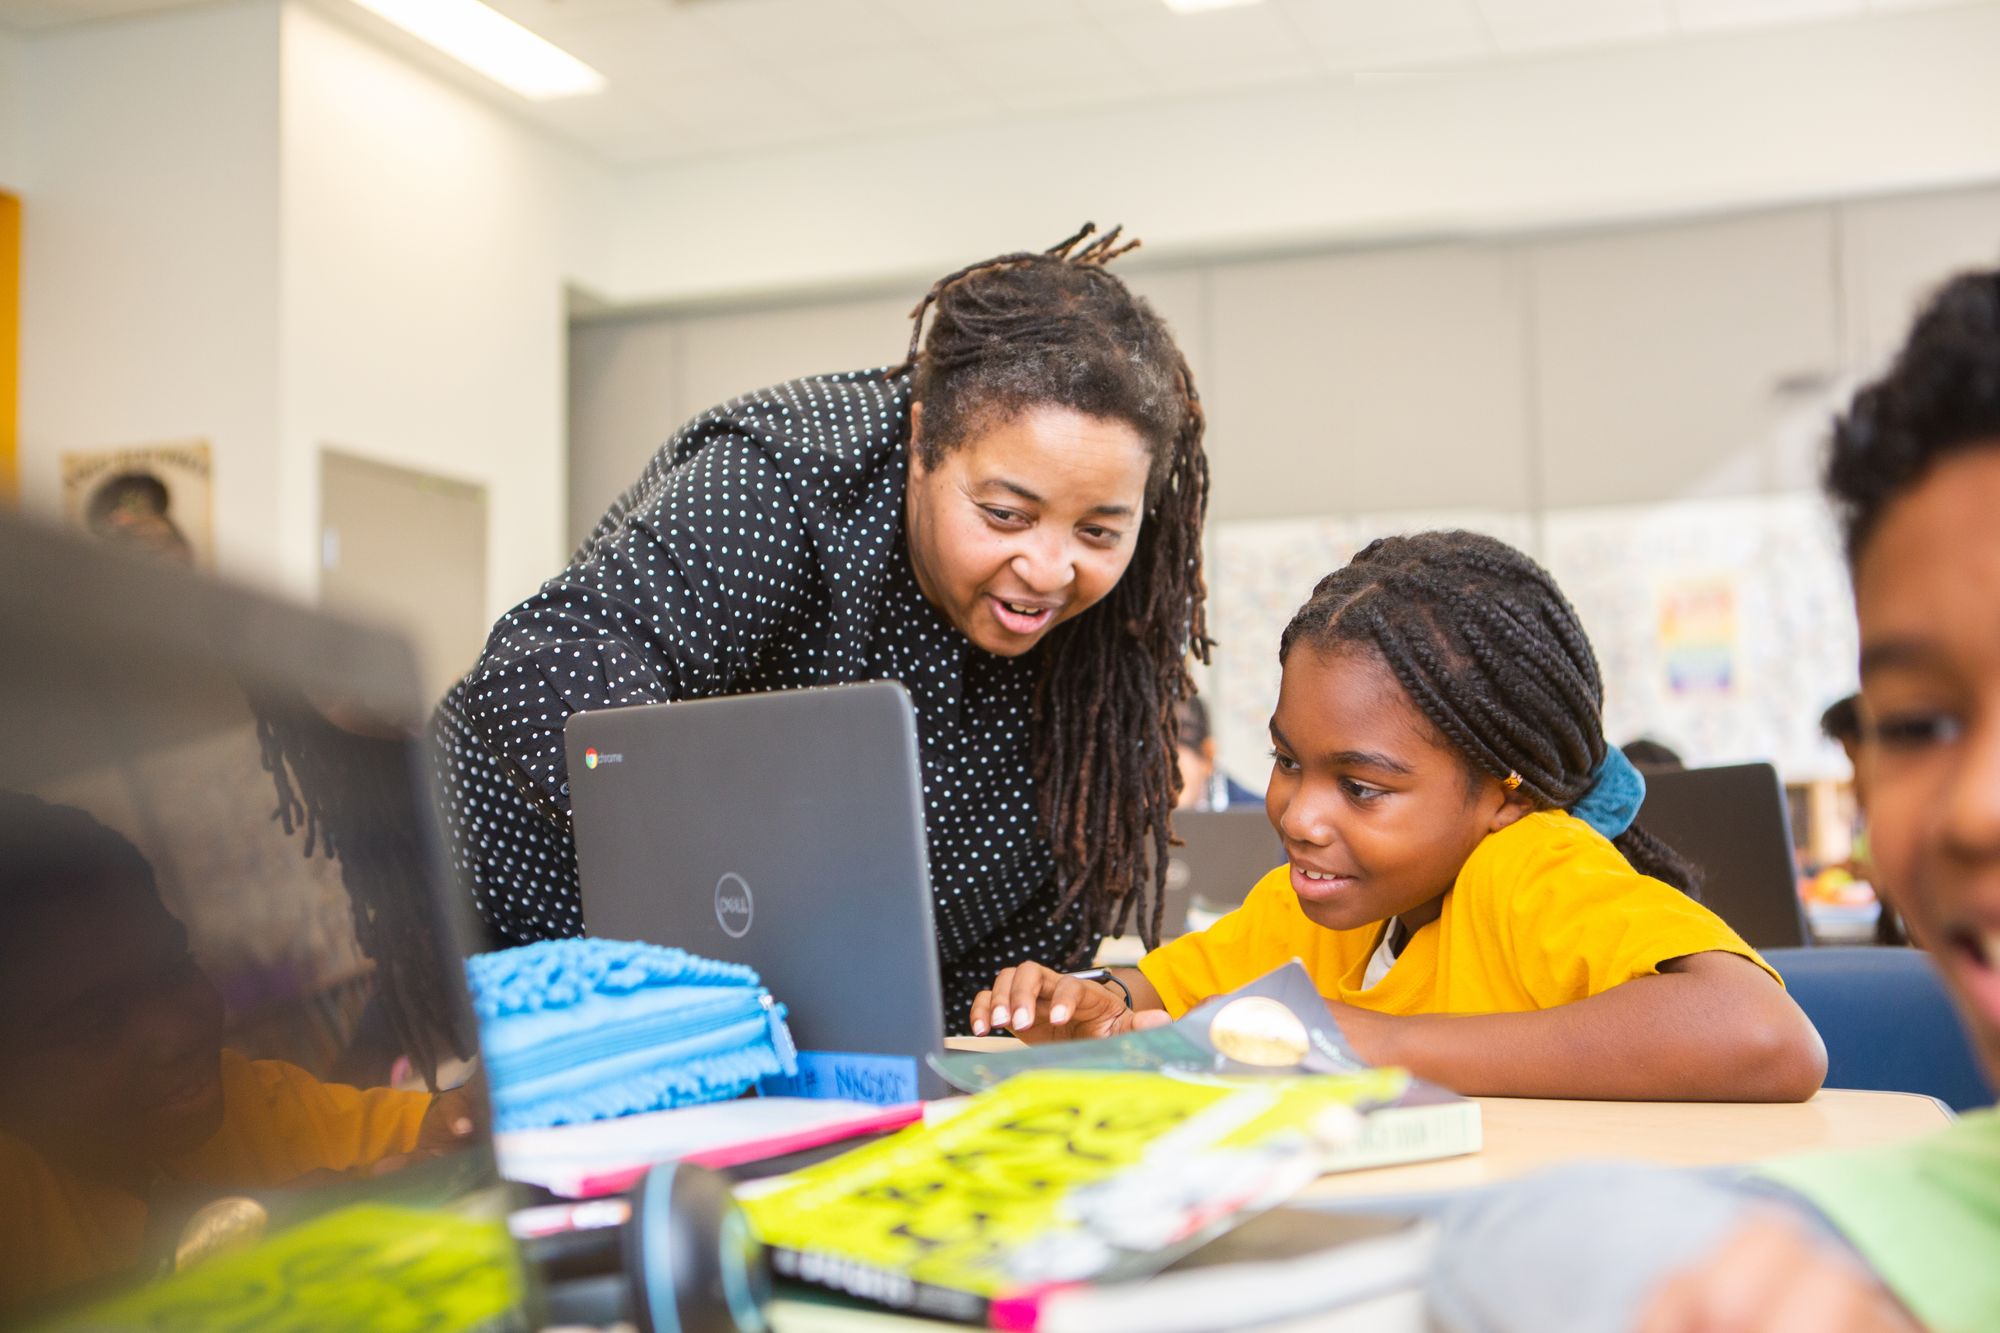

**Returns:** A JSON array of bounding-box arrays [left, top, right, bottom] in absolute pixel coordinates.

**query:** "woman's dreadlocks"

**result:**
[[255, 701, 475, 1089], [902, 223, 1212, 955], [1278, 530, 1702, 895]]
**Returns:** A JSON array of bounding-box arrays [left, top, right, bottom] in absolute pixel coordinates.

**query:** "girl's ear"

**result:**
[[908, 400, 926, 470], [1485, 780, 1536, 834]]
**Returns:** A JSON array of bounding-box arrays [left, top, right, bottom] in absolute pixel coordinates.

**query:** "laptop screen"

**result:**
[[0, 518, 534, 1330]]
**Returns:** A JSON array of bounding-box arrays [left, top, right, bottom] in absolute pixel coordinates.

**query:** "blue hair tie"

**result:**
[[1568, 747, 1647, 839]]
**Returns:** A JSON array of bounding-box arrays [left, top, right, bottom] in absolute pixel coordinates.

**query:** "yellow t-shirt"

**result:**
[[0, 1049, 431, 1309], [1139, 809, 1777, 1018]]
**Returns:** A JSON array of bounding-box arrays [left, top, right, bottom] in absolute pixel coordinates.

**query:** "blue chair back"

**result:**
[[1763, 946, 1995, 1113]]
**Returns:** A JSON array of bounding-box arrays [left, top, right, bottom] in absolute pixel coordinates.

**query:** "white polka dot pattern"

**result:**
[[431, 369, 1092, 1030]]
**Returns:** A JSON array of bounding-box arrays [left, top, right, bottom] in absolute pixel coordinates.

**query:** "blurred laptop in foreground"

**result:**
[[0, 515, 537, 1329]]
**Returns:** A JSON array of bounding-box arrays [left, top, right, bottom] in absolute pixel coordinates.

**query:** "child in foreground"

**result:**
[[1422, 265, 2000, 1333], [973, 530, 1826, 1102]]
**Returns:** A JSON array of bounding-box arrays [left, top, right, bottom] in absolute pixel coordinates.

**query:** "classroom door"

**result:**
[[319, 448, 488, 704]]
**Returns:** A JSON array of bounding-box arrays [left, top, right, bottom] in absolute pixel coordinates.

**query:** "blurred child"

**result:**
[[0, 794, 475, 1312], [1821, 692, 1909, 946], [974, 529, 1825, 1101], [1173, 692, 1261, 810], [1426, 267, 2000, 1333]]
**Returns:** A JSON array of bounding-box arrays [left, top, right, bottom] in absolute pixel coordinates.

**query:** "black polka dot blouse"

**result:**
[[431, 368, 1093, 1031]]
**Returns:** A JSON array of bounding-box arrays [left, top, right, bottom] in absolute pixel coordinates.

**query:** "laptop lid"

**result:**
[[1633, 761, 1812, 949], [0, 515, 537, 1328], [566, 684, 949, 1102], [1165, 808, 1287, 927]]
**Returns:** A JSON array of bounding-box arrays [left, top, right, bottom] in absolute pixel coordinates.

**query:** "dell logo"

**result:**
[[715, 872, 753, 938], [1166, 856, 1192, 893]]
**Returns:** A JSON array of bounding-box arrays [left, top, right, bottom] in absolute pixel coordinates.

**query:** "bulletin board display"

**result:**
[[1206, 493, 1857, 798], [1542, 493, 1857, 782]]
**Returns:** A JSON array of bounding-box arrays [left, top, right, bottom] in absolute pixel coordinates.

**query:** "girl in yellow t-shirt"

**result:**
[[972, 530, 1827, 1101]]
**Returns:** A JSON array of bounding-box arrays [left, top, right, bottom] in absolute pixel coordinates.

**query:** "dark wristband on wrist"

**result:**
[[1066, 968, 1132, 1012]]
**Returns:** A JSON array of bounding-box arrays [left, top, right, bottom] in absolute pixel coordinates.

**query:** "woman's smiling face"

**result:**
[[904, 403, 1152, 658]]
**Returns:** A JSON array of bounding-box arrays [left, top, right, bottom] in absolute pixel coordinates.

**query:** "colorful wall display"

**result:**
[[1206, 493, 1856, 794]]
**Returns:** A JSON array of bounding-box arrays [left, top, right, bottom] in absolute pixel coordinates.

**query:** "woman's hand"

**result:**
[[970, 962, 1169, 1044], [1639, 1213, 1918, 1333]]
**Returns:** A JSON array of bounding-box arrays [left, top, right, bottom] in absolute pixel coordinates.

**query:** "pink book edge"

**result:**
[[563, 1101, 926, 1195]]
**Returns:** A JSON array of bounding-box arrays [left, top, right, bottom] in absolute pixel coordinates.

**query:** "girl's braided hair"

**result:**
[[901, 224, 1212, 953], [1278, 529, 1701, 894]]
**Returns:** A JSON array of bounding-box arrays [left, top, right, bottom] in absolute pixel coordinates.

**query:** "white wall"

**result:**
[[599, 2, 2000, 307], [278, 3, 613, 617], [570, 182, 2000, 540], [14, 0, 613, 629], [0, 31, 23, 194], [15, 2, 283, 580]]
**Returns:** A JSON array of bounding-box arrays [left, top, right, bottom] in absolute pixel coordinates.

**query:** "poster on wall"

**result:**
[[1543, 493, 1856, 780], [1656, 574, 1739, 696], [60, 439, 214, 566]]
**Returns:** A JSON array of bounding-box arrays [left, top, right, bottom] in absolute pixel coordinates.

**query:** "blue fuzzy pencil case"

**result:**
[[466, 937, 799, 1131]]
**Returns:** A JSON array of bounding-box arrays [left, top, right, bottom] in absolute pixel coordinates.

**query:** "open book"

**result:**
[[931, 960, 1480, 1176], [744, 964, 1478, 1324], [741, 1067, 1388, 1323]]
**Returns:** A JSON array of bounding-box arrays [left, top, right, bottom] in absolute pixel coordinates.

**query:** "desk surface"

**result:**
[[1303, 1086, 1947, 1201], [940, 1037, 1949, 1199]]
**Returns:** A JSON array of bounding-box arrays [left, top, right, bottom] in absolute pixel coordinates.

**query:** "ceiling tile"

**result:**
[[682, 0, 908, 59], [1279, 0, 1489, 69], [953, 25, 1154, 106], [1475, 0, 1673, 55], [985, 64, 1156, 113], [531, 6, 739, 81], [1097, 4, 1319, 92], [645, 61, 826, 139], [873, 0, 1092, 41], [777, 43, 999, 116], [1673, 0, 1863, 30]]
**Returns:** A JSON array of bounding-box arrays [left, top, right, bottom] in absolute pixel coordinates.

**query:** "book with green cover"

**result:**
[[740, 1066, 1413, 1323], [931, 960, 1481, 1177]]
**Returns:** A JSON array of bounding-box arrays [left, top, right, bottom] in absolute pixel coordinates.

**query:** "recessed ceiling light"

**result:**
[[349, 0, 607, 100], [1163, 0, 1265, 12]]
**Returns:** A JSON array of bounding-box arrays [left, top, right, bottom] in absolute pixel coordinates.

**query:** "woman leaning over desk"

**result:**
[[432, 225, 1211, 1028]]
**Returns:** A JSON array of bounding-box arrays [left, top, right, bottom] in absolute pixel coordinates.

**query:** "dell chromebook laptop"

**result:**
[[566, 684, 949, 1102], [1634, 761, 1812, 949]]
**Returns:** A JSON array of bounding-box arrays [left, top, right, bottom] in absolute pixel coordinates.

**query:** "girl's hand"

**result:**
[[1321, 997, 1398, 1066], [970, 963, 1165, 1044]]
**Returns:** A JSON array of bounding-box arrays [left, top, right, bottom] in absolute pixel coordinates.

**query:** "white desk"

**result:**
[[1304, 1087, 1948, 1202]]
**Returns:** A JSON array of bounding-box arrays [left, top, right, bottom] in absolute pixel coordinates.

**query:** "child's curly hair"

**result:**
[[1827, 267, 2000, 566]]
